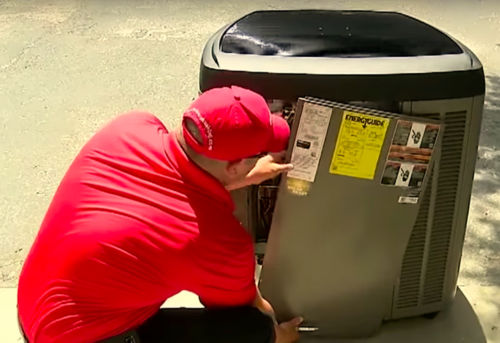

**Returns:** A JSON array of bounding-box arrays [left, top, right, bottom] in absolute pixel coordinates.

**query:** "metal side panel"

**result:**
[[259, 99, 441, 338], [391, 97, 480, 319], [443, 95, 484, 302]]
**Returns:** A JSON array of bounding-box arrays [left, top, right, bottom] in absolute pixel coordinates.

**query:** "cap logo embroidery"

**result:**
[[190, 108, 214, 151]]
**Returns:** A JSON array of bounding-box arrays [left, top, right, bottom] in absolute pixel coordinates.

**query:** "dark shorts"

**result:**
[[20, 306, 275, 343], [101, 307, 275, 343]]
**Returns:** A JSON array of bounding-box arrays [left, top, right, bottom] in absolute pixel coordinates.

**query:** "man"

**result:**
[[18, 86, 302, 343]]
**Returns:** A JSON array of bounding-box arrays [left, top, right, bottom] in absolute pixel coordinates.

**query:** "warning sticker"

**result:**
[[288, 102, 332, 182], [381, 120, 440, 190], [382, 162, 428, 188], [406, 122, 426, 148], [395, 163, 414, 187], [329, 111, 390, 180]]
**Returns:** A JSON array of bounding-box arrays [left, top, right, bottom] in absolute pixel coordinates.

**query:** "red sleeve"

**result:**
[[187, 218, 257, 308]]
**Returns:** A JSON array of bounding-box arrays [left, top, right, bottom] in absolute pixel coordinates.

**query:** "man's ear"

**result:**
[[225, 159, 243, 177]]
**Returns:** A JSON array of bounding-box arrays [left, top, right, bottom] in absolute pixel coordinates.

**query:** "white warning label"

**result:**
[[406, 122, 427, 148], [395, 163, 414, 187], [287, 102, 332, 182]]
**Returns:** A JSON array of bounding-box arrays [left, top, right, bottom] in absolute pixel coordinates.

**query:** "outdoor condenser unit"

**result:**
[[199, 10, 485, 337]]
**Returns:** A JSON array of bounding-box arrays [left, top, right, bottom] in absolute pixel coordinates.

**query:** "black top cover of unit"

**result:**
[[221, 11, 463, 57]]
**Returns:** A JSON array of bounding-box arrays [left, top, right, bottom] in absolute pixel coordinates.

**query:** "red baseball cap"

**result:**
[[182, 86, 290, 161]]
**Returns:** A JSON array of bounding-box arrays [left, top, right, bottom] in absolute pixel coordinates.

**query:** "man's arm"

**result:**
[[252, 289, 302, 343], [252, 287, 277, 322], [226, 152, 293, 191]]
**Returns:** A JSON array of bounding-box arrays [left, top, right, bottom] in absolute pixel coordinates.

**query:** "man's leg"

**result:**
[[136, 306, 275, 343]]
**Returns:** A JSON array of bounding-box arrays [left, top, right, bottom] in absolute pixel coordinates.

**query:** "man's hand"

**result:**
[[248, 152, 293, 185], [225, 151, 293, 191], [252, 290, 302, 343], [275, 317, 303, 343]]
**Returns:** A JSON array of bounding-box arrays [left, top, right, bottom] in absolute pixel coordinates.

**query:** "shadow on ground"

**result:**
[[461, 75, 500, 291], [456, 74, 500, 342]]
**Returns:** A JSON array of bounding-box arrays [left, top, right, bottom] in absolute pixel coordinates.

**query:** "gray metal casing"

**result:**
[[259, 97, 483, 337], [201, 10, 485, 338]]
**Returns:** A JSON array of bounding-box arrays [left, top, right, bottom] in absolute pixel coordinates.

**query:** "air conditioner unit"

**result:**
[[200, 10, 485, 337]]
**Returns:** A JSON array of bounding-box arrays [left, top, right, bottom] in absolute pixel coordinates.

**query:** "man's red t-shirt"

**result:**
[[17, 112, 257, 343]]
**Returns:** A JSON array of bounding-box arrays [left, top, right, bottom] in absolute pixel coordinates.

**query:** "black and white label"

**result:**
[[395, 163, 414, 187], [406, 122, 426, 148]]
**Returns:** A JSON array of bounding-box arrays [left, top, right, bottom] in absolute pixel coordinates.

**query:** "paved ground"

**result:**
[[0, 0, 499, 342]]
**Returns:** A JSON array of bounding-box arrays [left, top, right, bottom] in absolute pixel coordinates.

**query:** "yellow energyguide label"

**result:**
[[330, 111, 390, 179]]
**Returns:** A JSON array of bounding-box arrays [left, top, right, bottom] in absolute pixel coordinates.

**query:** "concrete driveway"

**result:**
[[1, 0, 498, 342]]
